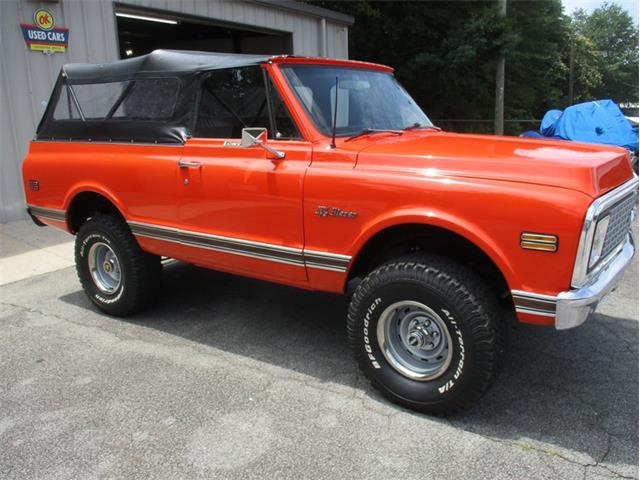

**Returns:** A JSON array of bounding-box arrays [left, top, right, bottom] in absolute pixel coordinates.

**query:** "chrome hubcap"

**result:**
[[88, 242, 121, 294], [377, 301, 453, 381]]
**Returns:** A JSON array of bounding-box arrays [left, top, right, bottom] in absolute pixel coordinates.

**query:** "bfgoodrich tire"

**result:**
[[347, 255, 505, 413], [75, 213, 161, 316]]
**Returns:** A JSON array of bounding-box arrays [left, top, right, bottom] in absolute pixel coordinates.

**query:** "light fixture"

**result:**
[[588, 215, 610, 267], [125, 49, 133, 56], [115, 12, 178, 24], [520, 232, 558, 252]]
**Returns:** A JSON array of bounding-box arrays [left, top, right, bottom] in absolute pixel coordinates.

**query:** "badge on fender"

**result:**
[[315, 206, 358, 218]]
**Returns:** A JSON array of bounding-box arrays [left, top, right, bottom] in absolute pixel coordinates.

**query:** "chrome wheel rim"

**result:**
[[376, 300, 453, 381], [87, 242, 121, 294]]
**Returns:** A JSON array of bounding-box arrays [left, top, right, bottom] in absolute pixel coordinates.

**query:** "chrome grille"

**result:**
[[600, 193, 636, 261]]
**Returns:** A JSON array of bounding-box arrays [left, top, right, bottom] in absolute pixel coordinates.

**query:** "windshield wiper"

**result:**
[[403, 123, 442, 131], [344, 128, 403, 142]]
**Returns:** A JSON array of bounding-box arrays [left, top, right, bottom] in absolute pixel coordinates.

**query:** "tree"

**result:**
[[502, 0, 569, 131], [314, 1, 519, 132], [310, 1, 638, 133], [571, 3, 639, 103]]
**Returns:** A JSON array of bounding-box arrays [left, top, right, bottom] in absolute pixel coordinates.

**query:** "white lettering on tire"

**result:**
[[363, 297, 382, 369], [437, 308, 465, 394]]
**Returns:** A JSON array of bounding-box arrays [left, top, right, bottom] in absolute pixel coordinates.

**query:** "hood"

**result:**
[[352, 131, 634, 198]]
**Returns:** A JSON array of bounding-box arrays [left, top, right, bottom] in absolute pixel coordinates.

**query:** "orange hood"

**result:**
[[352, 131, 634, 198]]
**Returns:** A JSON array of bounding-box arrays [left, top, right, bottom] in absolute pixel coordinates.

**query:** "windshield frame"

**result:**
[[278, 64, 432, 139]]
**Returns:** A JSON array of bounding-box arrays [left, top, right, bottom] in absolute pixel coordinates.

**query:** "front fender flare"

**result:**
[[347, 207, 518, 288]]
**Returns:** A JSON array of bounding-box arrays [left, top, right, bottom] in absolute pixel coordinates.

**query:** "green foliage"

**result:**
[[571, 3, 639, 103], [311, 1, 639, 134], [503, 0, 568, 128]]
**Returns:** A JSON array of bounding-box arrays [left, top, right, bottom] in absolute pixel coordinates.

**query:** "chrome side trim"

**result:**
[[571, 176, 638, 288], [27, 205, 66, 222], [303, 249, 351, 272], [128, 221, 352, 272], [511, 290, 557, 317], [129, 221, 305, 267]]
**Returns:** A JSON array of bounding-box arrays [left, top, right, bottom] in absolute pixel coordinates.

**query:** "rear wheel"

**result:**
[[347, 255, 505, 413], [75, 213, 161, 316]]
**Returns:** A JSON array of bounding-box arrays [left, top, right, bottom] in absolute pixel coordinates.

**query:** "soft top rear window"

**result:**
[[53, 77, 180, 122]]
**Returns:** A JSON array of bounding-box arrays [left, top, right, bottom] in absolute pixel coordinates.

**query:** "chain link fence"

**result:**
[[432, 119, 541, 136]]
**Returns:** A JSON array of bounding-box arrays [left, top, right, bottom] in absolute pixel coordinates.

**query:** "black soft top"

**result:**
[[62, 50, 273, 83], [36, 50, 278, 144]]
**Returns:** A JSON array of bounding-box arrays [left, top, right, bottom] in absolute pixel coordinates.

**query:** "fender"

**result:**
[[62, 182, 130, 232], [346, 207, 519, 288]]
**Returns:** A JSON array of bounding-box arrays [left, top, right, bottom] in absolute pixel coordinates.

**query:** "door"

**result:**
[[177, 65, 311, 282]]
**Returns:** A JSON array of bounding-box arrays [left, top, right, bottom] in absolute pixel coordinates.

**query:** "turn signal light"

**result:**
[[520, 232, 558, 252]]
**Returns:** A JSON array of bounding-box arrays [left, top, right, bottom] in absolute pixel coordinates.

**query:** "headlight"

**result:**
[[588, 215, 610, 268]]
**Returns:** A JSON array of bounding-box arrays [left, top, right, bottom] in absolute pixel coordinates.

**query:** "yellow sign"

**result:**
[[33, 9, 54, 31], [29, 44, 66, 53]]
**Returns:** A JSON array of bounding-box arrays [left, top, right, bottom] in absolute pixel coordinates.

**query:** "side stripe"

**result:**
[[511, 290, 557, 317], [27, 205, 66, 222], [128, 221, 351, 272], [303, 250, 352, 272]]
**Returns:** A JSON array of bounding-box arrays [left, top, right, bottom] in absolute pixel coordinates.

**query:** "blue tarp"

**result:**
[[534, 100, 639, 152], [540, 109, 563, 136]]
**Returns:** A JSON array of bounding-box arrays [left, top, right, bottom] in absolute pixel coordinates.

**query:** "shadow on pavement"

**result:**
[[60, 261, 639, 467]]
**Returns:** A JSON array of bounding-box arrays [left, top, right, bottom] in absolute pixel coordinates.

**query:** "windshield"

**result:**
[[280, 65, 432, 137]]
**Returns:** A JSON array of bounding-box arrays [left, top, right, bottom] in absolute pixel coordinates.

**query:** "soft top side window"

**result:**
[[52, 78, 180, 121], [54, 81, 129, 120], [114, 78, 180, 120], [194, 66, 300, 140]]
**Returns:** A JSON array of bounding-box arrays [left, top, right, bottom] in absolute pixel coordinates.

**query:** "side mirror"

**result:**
[[240, 127, 285, 160]]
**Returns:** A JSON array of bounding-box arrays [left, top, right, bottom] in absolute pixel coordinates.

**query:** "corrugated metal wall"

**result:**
[[0, 0, 349, 223]]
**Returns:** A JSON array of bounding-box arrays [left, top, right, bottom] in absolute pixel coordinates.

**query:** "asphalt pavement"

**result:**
[[0, 220, 637, 479]]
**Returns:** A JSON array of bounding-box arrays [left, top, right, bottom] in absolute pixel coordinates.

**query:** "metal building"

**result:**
[[0, 0, 353, 223]]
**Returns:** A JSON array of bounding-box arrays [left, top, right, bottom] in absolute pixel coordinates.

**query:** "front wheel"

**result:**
[[347, 255, 505, 413], [75, 213, 161, 316]]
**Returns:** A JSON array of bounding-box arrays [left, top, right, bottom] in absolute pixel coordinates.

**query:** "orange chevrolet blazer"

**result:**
[[23, 50, 638, 412]]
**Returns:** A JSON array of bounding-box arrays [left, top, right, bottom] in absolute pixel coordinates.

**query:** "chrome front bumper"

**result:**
[[512, 232, 636, 330], [556, 233, 635, 329]]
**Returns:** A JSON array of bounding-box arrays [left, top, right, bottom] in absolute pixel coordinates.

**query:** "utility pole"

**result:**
[[568, 38, 575, 104], [494, 0, 507, 135]]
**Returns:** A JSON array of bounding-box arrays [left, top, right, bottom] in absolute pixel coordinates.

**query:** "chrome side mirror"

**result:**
[[240, 128, 285, 159]]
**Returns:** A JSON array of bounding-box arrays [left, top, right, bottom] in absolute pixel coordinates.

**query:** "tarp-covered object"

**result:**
[[540, 109, 562, 136], [539, 100, 639, 152]]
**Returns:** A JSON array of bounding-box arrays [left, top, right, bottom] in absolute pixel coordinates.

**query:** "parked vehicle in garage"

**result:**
[[23, 50, 638, 413]]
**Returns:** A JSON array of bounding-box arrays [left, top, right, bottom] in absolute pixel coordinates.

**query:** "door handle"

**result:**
[[178, 160, 201, 168]]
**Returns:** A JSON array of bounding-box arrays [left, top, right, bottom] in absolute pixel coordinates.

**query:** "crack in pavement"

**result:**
[[1, 286, 637, 479]]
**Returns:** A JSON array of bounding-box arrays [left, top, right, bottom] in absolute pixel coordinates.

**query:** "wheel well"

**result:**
[[348, 224, 510, 299], [67, 192, 123, 233]]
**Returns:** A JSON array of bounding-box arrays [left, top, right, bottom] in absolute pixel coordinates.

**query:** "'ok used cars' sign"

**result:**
[[20, 9, 69, 54]]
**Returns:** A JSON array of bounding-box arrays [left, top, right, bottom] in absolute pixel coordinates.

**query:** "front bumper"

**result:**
[[556, 233, 635, 329], [512, 232, 636, 330]]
